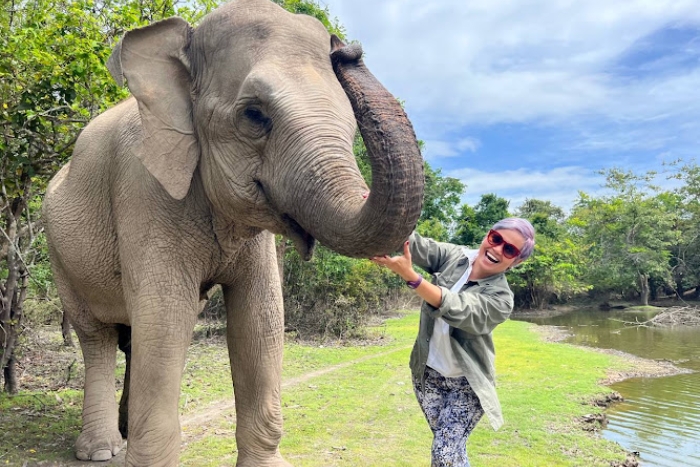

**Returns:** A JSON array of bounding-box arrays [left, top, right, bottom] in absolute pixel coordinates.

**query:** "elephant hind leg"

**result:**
[[53, 270, 124, 461], [117, 324, 131, 439], [72, 324, 124, 461]]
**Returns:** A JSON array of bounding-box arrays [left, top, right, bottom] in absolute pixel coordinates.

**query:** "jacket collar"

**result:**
[[465, 248, 507, 285]]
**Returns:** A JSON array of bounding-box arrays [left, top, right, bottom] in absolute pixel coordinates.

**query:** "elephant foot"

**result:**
[[236, 453, 293, 467], [75, 428, 124, 461]]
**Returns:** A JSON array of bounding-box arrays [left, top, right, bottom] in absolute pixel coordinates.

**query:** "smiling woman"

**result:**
[[370, 217, 535, 467]]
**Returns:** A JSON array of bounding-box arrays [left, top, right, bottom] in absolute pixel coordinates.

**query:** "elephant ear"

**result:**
[[107, 17, 198, 200]]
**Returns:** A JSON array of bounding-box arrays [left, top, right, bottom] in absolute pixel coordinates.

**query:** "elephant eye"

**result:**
[[239, 106, 272, 139]]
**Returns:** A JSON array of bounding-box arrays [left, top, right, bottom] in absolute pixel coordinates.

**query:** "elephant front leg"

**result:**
[[225, 233, 292, 467], [124, 293, 197, 467]]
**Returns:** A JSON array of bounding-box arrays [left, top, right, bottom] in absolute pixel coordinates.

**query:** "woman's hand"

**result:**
[[371, 240, 442, 308], [370, 241, 421, 282]]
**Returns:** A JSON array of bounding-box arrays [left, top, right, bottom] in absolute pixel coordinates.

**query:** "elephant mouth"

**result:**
[[281, 213, 316, 260], [254, 179, 316, 260]]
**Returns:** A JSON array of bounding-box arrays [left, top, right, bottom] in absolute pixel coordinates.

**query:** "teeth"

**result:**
[[486, 252, 499, 263]]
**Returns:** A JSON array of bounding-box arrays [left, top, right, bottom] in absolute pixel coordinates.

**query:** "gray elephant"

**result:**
[[42, 0, 423, 465]]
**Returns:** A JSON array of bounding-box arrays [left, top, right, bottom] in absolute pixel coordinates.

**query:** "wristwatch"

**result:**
[[406, 274, 423, 289]]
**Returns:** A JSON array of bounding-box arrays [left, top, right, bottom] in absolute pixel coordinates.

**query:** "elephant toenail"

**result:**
[[91, 449, 114, 461]]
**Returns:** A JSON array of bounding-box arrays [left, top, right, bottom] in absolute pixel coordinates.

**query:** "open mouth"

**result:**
[[281, 214, 316, 260], [254, 179, 317, 260], [485, 251, 500, 264]]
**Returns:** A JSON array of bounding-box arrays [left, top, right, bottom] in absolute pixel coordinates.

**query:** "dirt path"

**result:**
[[34, 346, 411, 467], [180, 346, 410, 437]]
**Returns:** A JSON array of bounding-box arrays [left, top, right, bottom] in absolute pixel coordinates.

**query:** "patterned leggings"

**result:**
[[412, 366, 485, 467]]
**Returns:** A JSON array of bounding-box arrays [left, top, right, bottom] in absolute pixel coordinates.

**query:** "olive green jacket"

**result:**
[[408, 232, 514, 430]]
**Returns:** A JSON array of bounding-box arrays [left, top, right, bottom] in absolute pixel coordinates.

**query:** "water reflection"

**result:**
[[516, 308, 700, 467]]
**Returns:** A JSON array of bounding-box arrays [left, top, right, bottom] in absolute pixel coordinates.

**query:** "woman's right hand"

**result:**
[[370, 241, 420, 282]]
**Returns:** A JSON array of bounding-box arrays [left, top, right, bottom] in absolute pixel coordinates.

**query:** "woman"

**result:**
[[371, 218, 535, 467]]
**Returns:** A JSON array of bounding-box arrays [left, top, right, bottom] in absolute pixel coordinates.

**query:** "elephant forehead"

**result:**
[[195, 0, 330, 56]]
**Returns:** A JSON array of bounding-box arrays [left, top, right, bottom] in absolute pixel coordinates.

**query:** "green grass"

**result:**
[[1, 310, 635, 466], [180, 312, 633, 466]]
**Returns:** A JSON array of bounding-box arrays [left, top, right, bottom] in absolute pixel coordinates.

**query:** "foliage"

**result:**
[[451, 193, 510, 246], [421, 163, 465, 227], [509, 199, 590, 308], [666, 160, 700, 297], [450, 203, 479, 246], [415, 217, 450, 242], [571, 169, 677, 304], [282, 244, 405, 339]]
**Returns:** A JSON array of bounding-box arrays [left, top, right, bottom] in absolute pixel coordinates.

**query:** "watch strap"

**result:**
[[406, 274, 423, 289]]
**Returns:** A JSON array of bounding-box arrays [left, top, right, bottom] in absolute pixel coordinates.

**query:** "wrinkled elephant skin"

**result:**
[[43, 0, 423, 465]]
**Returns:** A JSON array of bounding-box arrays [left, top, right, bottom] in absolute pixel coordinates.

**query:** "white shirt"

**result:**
[[426, 249, 476, 377]]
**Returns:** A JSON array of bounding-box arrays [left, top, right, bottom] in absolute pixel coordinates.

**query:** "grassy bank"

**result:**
[[182, 310, 638, 466], [0, 310, 641, 466]]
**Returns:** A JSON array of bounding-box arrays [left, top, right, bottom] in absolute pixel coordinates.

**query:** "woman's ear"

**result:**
[[107, 17, 198, 200]]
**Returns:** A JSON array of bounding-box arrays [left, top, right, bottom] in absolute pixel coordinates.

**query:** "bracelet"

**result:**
[[406, 274, 423, 289]]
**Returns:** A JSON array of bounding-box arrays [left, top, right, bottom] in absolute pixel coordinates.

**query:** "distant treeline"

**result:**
[[279, 159, 700, 337]]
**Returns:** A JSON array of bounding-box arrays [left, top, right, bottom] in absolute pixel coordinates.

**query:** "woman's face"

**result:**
[[471, 228, 527, 279]]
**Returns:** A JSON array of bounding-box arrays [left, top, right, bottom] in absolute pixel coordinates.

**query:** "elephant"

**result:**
[[42, 0, 423, 465]]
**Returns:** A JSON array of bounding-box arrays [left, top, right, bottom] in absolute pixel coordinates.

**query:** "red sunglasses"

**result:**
[[487, 230, 521, 260]]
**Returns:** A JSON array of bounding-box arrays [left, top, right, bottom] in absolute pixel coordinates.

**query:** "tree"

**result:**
[[0, 0, 266, 393], [666, 160, 700, 298], [508, 199, 589, 308], [0, 0, 131, 393], [474, 193, 510, 230], [450, 203, 479, 246], [421, 164, 465, 225], [451, 193, 510, 246], [517, 199, 565, 238], [571, 169, 676, 305]]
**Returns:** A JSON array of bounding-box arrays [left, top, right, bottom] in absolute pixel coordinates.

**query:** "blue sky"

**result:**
[[321, 0, 700, 212]]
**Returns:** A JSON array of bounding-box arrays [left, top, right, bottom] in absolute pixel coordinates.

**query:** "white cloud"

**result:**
[[323, 0, 700, 136], [447, 166, 605, 212], [447, 162, 695, 214], [321, 0, 700, 204], [423, 137, 481, 159]]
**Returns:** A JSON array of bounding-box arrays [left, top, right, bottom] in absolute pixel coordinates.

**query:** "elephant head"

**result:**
[[107, 0, 424, 260]]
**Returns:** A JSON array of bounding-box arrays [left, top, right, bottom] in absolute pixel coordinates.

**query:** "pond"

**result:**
[[516, 308, 700, 467]]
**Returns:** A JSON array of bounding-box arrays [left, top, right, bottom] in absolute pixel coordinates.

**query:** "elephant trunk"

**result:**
[[314, 36, 423, 258]]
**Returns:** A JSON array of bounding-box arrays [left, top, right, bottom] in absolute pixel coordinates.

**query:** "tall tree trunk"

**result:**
[[3, 356, 18, 394], [650, 280, 658, 301], [675, 280, 684, 300], [1, 266, 27, 394], [1, 192, 29, 394], [638, 272, 650, 306]]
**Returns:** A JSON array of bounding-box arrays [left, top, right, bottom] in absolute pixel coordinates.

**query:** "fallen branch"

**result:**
[[613, 306, 700, 327]]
